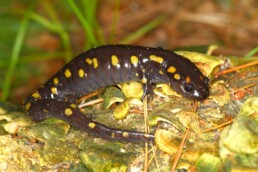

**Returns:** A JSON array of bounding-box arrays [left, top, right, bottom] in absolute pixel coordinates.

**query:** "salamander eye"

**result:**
[[184, 83, 194, 92]]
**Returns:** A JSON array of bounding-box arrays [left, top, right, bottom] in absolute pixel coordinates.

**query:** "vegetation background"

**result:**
[[0, 0, 257, 104]]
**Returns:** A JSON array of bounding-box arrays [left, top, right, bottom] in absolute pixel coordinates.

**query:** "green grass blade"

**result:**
[[82, 0, 98, 21], [108, 0, 120, 43], [67, 0, 98, 48], [1, 7, 31, 101], [28, 10, 72, 62], [81, 0, 105, 44], [245, 46, 258, 58], [28, 11, 60, 32], [42, 1, 72, 62], [120, 15, 166, 44], [42, 1, 63, 25]]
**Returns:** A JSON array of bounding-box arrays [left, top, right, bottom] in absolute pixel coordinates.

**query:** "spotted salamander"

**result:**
[[24, 45, 209, 142]]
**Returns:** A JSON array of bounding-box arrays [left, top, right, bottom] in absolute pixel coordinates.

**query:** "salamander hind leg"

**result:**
[[25, 99, 154, 142]]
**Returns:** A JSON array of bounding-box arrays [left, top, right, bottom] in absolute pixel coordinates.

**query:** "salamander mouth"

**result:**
[[191, 87, 209, 100]]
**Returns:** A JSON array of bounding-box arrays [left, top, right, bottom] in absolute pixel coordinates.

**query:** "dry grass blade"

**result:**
[[216, 60, 258, 76], [171, 128, 191, 171], [78, 98, 103, 109], [77, 90, 102, 103], [143, 96, 149, 172], [199, 120, 233, 134]]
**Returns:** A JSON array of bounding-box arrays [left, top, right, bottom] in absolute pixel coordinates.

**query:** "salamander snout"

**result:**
[[181, 76, 209, 100]]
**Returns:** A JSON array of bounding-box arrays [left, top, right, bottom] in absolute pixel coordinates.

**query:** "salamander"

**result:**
[[24, 45, 209, 142]]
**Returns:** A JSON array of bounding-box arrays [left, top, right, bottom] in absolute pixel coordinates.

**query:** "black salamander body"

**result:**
[[24, 45, 209, 142]]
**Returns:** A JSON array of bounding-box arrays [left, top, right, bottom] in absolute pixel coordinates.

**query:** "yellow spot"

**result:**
[[130, 55, 139, 66], [111, 132, 115, 138], [135, 73, 139, 77], [93, 58, 98, 68], [149, 55, 164, 64], [186, 76, 191, 83], [141, 78, 147, 84], [88, 122, 96, 129], [53, 77, 59, 85], [70, 104, 77, 108], [32, 91, 41, 99], [65, 69, 71, 78], [43, 109, 49, 113], [78, 69, 85, 78], [174, 73, 181, 80], [159, 70, 164, 75], [122, 132, 129, 138], [86, 58, 92, 65], [51, 87, 58, 94], [111, 55, 119, 66], [167, 66, 176, 73], [64, 108, 73, 116], [200, 76, 204, 80], [25, 103, 31, 111]]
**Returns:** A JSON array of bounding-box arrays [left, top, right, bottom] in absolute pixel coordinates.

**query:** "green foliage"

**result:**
[[0, 0, 164, 102]]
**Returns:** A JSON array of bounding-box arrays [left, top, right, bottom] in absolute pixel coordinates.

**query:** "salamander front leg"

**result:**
[[25, 99, 154, 142], [138, 68, 153, 98], [142, 79, 153, 98]]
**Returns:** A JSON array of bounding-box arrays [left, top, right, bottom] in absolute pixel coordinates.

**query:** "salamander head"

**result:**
[[166, 59, 210, 101], [174, 75, 210, 100]]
